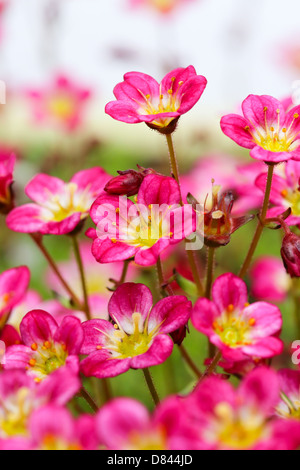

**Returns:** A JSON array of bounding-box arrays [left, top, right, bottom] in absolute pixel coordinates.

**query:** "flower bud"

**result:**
[[203, 185, 253, 247], [104, 169, 144, 197], [281, 231, 300, 277]]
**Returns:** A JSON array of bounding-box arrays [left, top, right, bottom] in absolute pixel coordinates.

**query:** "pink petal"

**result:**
[[242, 95, 285, 129], [71, 167, 110, 196], [108, 282, 153, 334], [81, 349, 131, 378], [138, 174, 180, 206], [20, 310, 58, 346], [177, 75, 207, 114], [149, 295, 191, 334], [130, 334, 173, 369], [191, 297, 219, 336], [105, 101, 141, 123], [220, 114, 255, 149], [81, 319, 115, 355], [239, 367, 280, 414], [243, 302, 282, 339], [212, 273, 248, 313], [96, 398, 150, 450], [250, 146, 293, 163], [54, 316, 84, 354], [6, 204, 46, 233], [25, 174, 65, 204]]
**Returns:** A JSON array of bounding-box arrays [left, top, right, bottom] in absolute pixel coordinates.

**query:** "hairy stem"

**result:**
[[79, 387, 99, 413], [31, 234, 82, 309], [178, 344, 202, 379], [143, 368, 160, 405], [238, 164, 275, 279], [72, 235, 91, 321]]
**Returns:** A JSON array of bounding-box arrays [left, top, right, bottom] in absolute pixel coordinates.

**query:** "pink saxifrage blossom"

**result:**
[[105, 66, 207, 133], [221, 94, 300, 163], [90, 174, 196, 267], [4, 310, 84, 381], [0, 266, 30, 323], [6, 168, 110, 235], [191, 273, 283, 362], [80, 282, 191, 378]]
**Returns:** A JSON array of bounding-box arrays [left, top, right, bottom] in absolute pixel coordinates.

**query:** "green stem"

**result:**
[[205, 246, 216, 357], [199, 350, 222, 383], [205, 246, 216, 299], [186, 250, 204, 297], [143, 368, 160, 405], [178, 344, 202, 379], [292, 278, 300, 339], [165, 134, 204, 296], [156, 256, 166, 298], [31, 234, 82, 309], [165, 133, 183, 204], [72, 235, 91, 321], [79, 387, 99, 413], [119, 260, 130, 285], [101, 378, 113, 403], [238, 164, 275, 279]]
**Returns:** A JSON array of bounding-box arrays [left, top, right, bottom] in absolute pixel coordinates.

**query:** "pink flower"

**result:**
[[96, 396, 190, 450], [4, 310, 84, 381], [46, 241, 137, 302], [0, 368, 80, 445], [0, 266, 30, 323], [27, 406, 97, 450], [26, 75, 91, 132], [0, 150, 15, 214], [256, 160, 300, 225], [105, 66, 207, 133], [90, 174, 195, 267], [81, 282, 191, 378], [6, 168, 110, 235], [276, 369, 300, 420], [250, 257, 291, 303], [191, 273, 283, 362], [183, 367, 300, 450], [221, 95, 300, 163], [181, 155, 265, 215]]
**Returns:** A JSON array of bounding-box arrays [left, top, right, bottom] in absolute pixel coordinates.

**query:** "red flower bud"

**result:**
[[170, 325, 187, 346], [281, 231, 300, 278], [104, 170, 144, 197]]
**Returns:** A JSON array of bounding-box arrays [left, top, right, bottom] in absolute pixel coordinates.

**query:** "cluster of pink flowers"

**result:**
[[0, 65, 300, 450]]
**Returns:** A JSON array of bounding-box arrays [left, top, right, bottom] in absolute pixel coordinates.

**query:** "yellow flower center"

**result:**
[[247, 108, 300, 154], [48, 96, 75, 120], [97, 312, 164, 359], [28, 341, 68, 380], [136, 79, 183, 127], [0, 388, 32, 437], [118, 204, 173, 248], [0, 292, 11, 311], [210, 402, 267, 450], [148, 0, 177, 13], [280, 187, 300, 216], [41, 182, 93, 222], [41, 434, 81, 451], [277, 393, 300, 420], [212, 304, 254, 348], [127, 427, 167, 450]]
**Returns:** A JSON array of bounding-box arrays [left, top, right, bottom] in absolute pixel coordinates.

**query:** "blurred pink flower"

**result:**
[[129, 0, 196, 15], [6, 168, 110, 235], [26, 75, 92, 132], [250, 257, 291, 303], [0, 266, 30, 323], [47, 241, 137, 301], [0, 150, 15, 214], [256, 160, 300, 226], [183, 367, 300, 450]]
